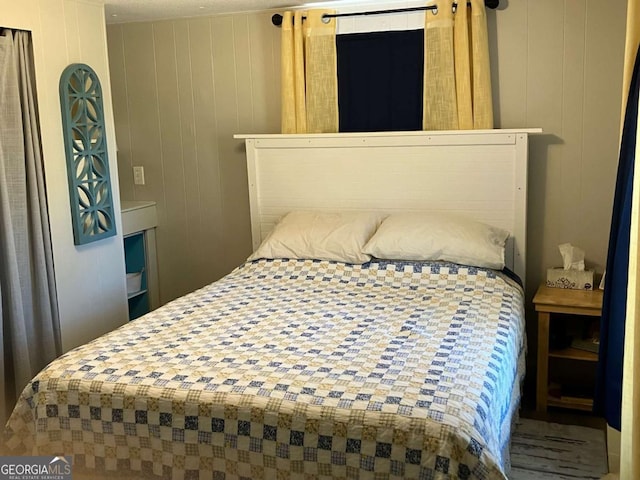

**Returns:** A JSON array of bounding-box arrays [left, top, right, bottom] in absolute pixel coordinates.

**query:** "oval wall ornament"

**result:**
[[59, 63, 116, 245]]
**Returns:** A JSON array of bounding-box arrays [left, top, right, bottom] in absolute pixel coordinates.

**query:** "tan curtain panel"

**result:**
[[621, 0, 640, 477], [423, 0, 493, 131], [621, 0, 640, 127], [423, 3, 457, 130], [281, 9, 338, 134], [280, 11, 305, 133]]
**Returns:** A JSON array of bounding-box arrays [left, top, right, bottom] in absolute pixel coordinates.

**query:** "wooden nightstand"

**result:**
[[533, 284, 603, 413]]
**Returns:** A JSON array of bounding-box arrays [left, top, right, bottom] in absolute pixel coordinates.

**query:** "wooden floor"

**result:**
[[510, 418, 609, 479]]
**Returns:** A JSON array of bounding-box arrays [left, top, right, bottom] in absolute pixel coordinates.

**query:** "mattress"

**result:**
[[4, 258, 526, 480]]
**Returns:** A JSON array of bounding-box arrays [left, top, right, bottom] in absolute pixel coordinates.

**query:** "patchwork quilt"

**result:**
[[4, 259, 526, 480]]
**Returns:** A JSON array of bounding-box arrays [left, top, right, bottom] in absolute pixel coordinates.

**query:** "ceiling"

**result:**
[[104, 0, 379, 24]]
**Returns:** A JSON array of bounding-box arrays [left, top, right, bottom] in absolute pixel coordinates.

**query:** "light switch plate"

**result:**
[[133, 166, 145, 185]]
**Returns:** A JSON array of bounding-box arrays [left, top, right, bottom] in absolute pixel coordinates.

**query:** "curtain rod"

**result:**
[[271, 1, 499, 26]]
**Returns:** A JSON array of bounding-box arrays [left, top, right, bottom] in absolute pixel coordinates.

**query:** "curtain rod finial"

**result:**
[[272, 13, 283, 26], [485, 0, 499, 9]]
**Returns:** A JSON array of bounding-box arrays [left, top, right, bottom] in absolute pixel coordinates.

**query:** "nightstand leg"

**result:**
[[536, 311, 550, 412]]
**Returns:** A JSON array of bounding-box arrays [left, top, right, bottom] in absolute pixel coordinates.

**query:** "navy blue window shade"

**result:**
[[59, 63, 116, 245], [337, 29, 424, 132]]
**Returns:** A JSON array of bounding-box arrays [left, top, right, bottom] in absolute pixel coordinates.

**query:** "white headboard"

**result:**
[[235, 129, 540, 284]]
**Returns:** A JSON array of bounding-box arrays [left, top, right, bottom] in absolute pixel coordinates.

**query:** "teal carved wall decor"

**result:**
[[59, 63, 116, 245]]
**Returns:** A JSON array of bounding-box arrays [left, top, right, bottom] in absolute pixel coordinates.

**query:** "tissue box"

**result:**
[[546, 268, 594, 290]]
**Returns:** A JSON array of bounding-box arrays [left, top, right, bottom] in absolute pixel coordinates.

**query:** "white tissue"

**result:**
[[558, 242, 585, 271]]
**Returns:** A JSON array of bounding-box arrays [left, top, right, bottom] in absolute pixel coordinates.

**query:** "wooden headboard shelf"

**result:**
[[235, 129, 541, 284]]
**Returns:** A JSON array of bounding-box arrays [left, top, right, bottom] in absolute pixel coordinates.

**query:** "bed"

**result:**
[[4, 129, 538, 479]]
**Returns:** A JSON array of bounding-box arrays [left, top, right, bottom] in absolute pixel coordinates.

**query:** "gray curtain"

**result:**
[[0, 29, 61, 424]]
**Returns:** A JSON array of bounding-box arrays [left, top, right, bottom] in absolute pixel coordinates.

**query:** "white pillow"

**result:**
[[248, 211, 383, 264], [362, 211, 509, 269]]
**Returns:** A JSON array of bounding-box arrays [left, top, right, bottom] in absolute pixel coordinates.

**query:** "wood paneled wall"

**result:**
[[107, 1, 627, 305], [107, 12, 280, 303]]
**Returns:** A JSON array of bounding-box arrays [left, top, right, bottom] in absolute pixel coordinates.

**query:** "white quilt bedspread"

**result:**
[[5, 259, 526, 480]]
